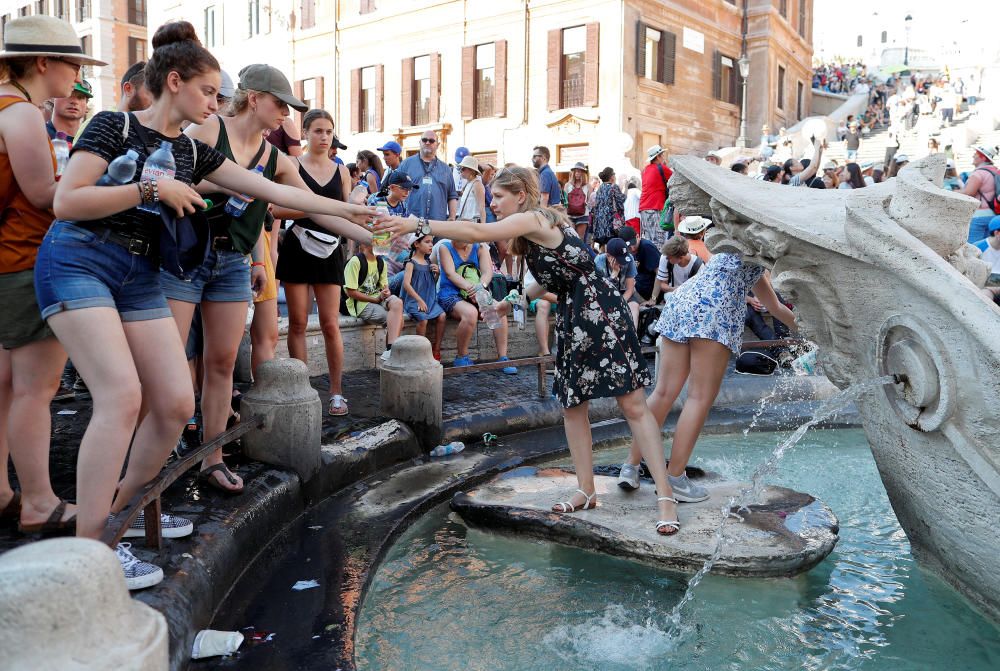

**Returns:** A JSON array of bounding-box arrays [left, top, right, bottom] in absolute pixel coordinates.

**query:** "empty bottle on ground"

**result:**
[[429, 441, 465, 457]]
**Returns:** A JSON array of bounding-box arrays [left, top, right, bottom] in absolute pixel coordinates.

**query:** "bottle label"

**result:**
[[140, 165, 175, 181]]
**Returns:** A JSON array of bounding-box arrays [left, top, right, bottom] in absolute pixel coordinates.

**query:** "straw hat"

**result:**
[[0, 15, 106, 65], [458, 155, 481, 174], [677, 216, 711, 235]]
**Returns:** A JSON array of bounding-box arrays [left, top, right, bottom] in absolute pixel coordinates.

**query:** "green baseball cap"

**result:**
[[72, 79, 93, 98], [236, 64, 307, 112]]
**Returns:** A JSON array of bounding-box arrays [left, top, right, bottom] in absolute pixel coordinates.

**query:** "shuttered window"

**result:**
[[636, 22, 675, 85], [777, 65, 786, 110], [547, 23, 599, 111], [712, 50, 740, 105], [354, 66, 383, 132]]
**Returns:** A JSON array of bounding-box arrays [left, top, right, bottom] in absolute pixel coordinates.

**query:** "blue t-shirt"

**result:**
[[438, 241, 481, 302], [538, 164, 561, 206], [398, 155, 457, 220], [633, 238, 661, 298]]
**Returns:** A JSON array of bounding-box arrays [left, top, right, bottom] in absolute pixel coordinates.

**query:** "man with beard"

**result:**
[[397, 129, 457, 220], [117, 61, 152, 112]]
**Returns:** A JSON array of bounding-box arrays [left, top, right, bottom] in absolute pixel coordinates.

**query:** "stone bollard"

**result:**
[[0, 538, 168, 670], [379, 335, 443, 450], [240, 358, 322, 484]]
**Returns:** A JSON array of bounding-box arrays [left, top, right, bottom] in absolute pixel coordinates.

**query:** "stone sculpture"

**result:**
[[668, 153, 1000, 621]]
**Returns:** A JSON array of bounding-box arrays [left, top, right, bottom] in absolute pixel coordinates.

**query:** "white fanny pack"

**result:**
[[291, 225, 340, 259]]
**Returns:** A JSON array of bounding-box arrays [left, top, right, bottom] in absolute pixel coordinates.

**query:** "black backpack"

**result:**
[[340, 253, 385, 316], [666, 255, 703, 287]]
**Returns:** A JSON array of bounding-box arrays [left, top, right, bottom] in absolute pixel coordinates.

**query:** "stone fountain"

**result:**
[[668, 153, 1000, 622]]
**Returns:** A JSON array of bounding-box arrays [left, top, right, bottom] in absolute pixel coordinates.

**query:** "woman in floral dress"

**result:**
[[377, 166, 683, 535], [591, 166, 625, 247], [617, 251, 797, 502]]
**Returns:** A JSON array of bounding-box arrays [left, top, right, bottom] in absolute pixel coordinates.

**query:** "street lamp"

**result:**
[[904, 14, 912, 67], [737, 54, 751, 148]]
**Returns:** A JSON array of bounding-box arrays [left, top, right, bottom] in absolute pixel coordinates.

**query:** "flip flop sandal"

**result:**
[[0, 491, 21, 524], [198, 463, 244, 495], [18, 499, 77, 534]]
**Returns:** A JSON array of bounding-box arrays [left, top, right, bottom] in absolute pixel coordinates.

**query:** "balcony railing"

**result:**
[[475, 88, 494, 119], [561, 77, 584, 108], [414, 99, 430, 126], [362, 107, 377, 133]]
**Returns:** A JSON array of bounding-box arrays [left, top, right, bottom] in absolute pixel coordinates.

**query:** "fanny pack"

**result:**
[[291, 224, 340, 259]]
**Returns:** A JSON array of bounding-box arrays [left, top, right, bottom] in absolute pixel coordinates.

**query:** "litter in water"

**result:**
[[191, 630, 244, 659], [56, 410, 77, 415], [292, 579, 320, 591]]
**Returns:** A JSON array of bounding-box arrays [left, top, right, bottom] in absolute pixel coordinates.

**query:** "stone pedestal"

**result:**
[[379, 335, 443, 450], [240, 358, 322, 484], [0, 538, 168, 670]]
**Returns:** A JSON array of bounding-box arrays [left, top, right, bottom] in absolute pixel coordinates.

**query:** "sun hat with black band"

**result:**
[[236, 63, 307, 112], [0, 15, 106, 66]]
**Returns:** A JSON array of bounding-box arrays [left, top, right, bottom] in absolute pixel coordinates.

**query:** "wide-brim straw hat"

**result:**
[[458, 155, 481, 174], [0, 15, 106, 66]]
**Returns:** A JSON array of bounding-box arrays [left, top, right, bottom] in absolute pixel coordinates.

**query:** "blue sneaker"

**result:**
[[499, 356, 518, 375], [453, 355, 474, 367]]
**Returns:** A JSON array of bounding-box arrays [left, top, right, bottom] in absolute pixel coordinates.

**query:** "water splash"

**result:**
[[664, 376, 896, 634]]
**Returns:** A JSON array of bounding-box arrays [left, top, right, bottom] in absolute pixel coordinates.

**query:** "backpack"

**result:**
[[666, 256, 703, 287], [567, 186, 587, 216], [340, 253, 385, 316], [974, 166, 1000, 215]]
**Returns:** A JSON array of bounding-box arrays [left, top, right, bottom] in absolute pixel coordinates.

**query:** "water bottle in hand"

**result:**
[[429, 441, 465, 457], [97, 149, 140, 186], [52, 132, 70, 177], [475, 286, 504, 329], [224, 165, 264, 218], [138, 140, 176, 213]]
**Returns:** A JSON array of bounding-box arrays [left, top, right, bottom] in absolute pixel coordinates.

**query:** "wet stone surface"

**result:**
[[451, 466, 840, 578]]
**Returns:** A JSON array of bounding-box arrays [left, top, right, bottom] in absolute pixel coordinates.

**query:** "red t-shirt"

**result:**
[[639, 162, 671, 211]]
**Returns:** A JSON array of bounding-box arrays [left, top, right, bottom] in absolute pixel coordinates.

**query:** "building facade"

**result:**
[[145, 0, 812, 177], [0, 0, 149, 112]]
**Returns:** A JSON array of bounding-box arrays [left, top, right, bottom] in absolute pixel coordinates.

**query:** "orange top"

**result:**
[[688, 239, 713, 264], [0, 95, 56, 274]]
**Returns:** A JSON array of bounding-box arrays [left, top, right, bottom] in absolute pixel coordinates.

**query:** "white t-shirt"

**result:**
[[981, 244, 1000, 274], [655, 254, 699, 288], [624, 188, 641, 220]]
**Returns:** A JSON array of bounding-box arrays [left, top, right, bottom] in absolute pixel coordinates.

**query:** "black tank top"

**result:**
[[294, 160, 343, 232]]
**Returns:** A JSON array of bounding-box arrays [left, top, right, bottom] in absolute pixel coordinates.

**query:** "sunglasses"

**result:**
[[53, 57, 82, 74], [420, 138, 437, 144]]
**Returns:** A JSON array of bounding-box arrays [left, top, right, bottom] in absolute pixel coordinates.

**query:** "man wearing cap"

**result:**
[[329, 135, 346, 165], [532, 145, 562, 207], [117, 61, 151, 113], [595, 238, 641, 327], [47, 79, 91, 144], [639, 144, 671, 247], [398, 129, 458, 220], [378, 140, 402, 183], [961, 146, 1000, 242], [617, 227, 660, 302], [677, 216, 713, 263], [452, 146, 470, 195]]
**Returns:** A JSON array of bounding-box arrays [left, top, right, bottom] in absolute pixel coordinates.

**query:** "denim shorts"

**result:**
[[160, 249, 251, 304], [34, 221, 171, 323]]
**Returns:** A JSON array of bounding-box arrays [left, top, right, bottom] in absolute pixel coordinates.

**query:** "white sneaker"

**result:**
[[116, 543, 163, 590], [618, 462, 641, 491], [380, 349, 392, 362], [113, 511, 194, 539]]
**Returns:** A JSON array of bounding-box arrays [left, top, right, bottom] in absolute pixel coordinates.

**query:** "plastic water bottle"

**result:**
[[475, 286, 504, 329], [370, 197, 393, 256], [506, 289, 526, 330], [52, 132, 70, 177], [790, 349, 818, 376], [97, 149, 140, 186], [224, 165, 264, 217], [137, 140, 176, 213], [429, 441, 465, 457]]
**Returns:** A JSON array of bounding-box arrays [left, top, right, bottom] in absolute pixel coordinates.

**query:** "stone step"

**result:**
[[451, 466, 839, 578]]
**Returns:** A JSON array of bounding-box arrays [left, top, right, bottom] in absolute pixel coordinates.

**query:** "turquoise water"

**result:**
[[355, 428, 1000, 670]]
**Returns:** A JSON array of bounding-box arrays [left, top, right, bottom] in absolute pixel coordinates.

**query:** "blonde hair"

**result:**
[[495, 165, 573, 256], [227, 87, 256, 116], [662, 236, 688, 257]]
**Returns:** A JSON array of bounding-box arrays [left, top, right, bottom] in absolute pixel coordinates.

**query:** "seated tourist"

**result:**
[[595, 238, 640, 328], [647, 236, 704, 305], [344, 241, 405, 362]]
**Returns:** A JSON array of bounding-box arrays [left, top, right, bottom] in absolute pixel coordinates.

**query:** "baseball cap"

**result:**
[[378, 140, 402, 154], [606, 238, 633, 265], [72, 79, 93, 98], [237, 64, 307, 112], [989, 215, 1000, 234], [331, 134, 347, 150], [385, 171, 420, 190], [455, 146, 470, 162], [218, 70, 236, 99], [677, 216, 711, 235], [616, 226, 637, 244], [647, 144, 665, 161]]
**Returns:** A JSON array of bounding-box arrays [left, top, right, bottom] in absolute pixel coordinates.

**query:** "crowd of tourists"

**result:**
[[2, 15, 996, 594]]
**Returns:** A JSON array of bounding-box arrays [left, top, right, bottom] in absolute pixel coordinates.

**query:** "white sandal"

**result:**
[[551, 488, 597, 513], [656, 495, 681, 536]]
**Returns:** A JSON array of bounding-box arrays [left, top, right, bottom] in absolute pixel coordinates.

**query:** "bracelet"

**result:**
[[150, 177, 159, 204], [136, 182, 143, 203], [251, 261, 265, 267], [139, 179, 152, 205]]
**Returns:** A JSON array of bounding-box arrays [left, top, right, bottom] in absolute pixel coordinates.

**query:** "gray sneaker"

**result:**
[[618, 462, 641, 491], [667, 473, 710, 502], [115, 543, 163, 591], [112, 511, 194, 539]]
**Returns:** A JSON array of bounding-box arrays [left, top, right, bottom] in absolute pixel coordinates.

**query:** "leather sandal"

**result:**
[[0, 491, 21, 524], [656, 495, 681, 536], [198, 463, 244, 495], [18, 499, 76, 534], [551, 488, 597, 513]]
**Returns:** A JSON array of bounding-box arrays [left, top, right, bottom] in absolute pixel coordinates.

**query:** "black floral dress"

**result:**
[[525, 227, 651, 408]]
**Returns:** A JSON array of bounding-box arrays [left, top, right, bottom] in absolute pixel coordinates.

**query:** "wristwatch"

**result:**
[[416, 217, 432, 237]]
